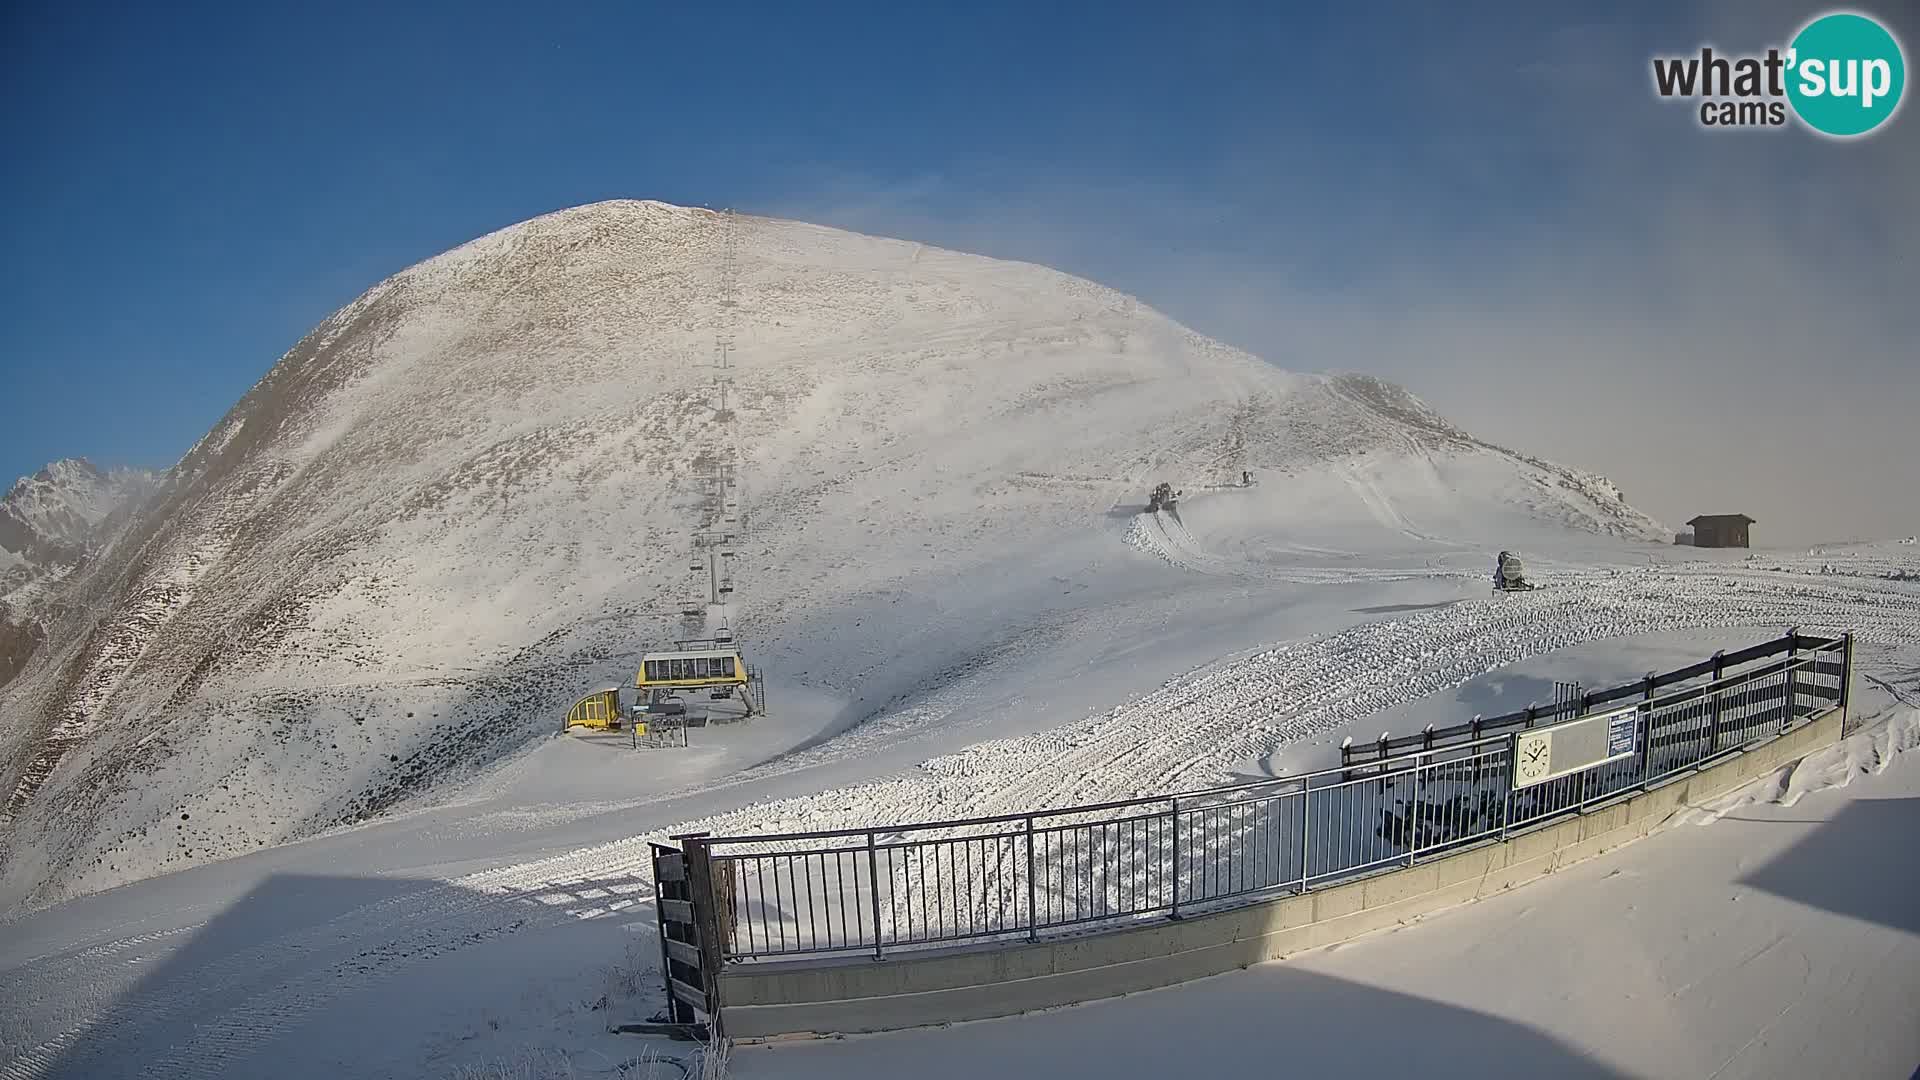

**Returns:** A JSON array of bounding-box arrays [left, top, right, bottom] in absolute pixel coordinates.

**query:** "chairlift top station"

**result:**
[[637, 648, 748, 689]]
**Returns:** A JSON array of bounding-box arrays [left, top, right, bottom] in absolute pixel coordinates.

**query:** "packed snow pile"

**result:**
[[1686, 696, 1920, 823], [0, 199, 1668, 911]]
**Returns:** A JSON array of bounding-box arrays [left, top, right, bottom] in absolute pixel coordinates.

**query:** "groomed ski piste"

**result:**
[[3, 528, 1917, 1079]]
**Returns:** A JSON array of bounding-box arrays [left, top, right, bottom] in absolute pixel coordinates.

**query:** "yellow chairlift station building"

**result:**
[[562, 650, 755, 733], [636, 648, 748, 690]]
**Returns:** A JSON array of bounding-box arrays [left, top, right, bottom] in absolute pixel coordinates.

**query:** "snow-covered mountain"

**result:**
[[0, 458, 160, 600], [0, 200, 1667, 911], [0, 459, 160, 690]]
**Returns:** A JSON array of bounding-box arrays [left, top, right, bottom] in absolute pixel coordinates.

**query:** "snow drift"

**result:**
[[0, 200, 1667, 911]]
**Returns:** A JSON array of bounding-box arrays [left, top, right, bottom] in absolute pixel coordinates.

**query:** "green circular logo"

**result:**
[[1787, 12, 1906, 137]]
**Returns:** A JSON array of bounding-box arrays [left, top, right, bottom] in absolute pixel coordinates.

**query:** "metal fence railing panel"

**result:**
[[700, 632, 1851, 961]]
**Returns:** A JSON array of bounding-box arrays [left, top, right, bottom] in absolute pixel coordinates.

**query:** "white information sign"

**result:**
[[1512, 704, 1641, 789]]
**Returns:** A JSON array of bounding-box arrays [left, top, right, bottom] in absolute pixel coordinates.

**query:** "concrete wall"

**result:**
[[719, 705, 1845, 1040]]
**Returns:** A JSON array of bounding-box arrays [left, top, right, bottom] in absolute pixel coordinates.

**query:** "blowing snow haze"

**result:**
[[763, 3, 1920, 550], [0, 201, 1673, 910]]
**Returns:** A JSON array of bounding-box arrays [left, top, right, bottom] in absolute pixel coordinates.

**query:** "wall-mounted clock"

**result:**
[[1515, 731, 1553, 786]]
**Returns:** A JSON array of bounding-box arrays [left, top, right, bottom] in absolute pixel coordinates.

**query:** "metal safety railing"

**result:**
[[1340, 629, 1844, 764], [677, 631, 1850, 964]]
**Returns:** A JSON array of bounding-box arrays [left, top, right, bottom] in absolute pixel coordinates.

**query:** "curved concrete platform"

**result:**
[[718, 705, 1846, 1039]]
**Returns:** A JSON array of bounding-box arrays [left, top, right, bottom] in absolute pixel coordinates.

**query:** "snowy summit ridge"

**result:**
[[0, 199, 1665, 910]]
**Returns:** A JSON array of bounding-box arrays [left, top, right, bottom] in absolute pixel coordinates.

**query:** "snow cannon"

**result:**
[[1492, 551, 1536, 593]]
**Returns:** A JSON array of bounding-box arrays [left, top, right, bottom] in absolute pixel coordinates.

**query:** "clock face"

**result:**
[[1515, 733, 1552, 783]]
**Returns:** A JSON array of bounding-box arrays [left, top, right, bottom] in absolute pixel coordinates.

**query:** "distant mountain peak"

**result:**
[[1, 457, 162, 602]]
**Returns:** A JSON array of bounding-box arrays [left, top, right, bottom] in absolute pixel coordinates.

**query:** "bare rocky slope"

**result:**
[[0, 200, 1666, 911]]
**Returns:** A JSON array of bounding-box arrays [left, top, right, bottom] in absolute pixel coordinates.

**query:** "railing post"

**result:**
[[1024, 816, 1038, 942], [1708, 650, 1725, 753], [678, 832, 726, 1038], [1840, 632, 1854, 712], [866, 831, 884, 960], [1298, 780, 1312, 892], [1640, 673, 1657, 783], [650, 843, 689, 1024], [1784, 627, 1799, 730], [1409, 752, 1423, 865], [1500, 733, 1515, 840], [1169, 796, 1182, 920]]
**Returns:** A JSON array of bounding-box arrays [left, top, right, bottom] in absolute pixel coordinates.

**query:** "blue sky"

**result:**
[[3, 1, 1914, 541]]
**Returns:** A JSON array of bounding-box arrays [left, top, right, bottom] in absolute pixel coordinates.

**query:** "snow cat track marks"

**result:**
[[672, 565, 1920, 841], [1, 883, 463, 1077], [3, 923, 203, 973], [1107, 439, 1181, 514], [0, 869, 625, 1080], [1132, 511, 1230, 580], [1124, 506, 1454, 587], [1075, 598, 1764, 808], [1319, 374, 1661, 543], [132, 909, 547, 1080], [0, 923, 203, 998], [980, 599, 1583, 812], [0, 1033, 81, 1080], [1008, 472, 1129, 491], [1333, 457, 1448, 549]]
